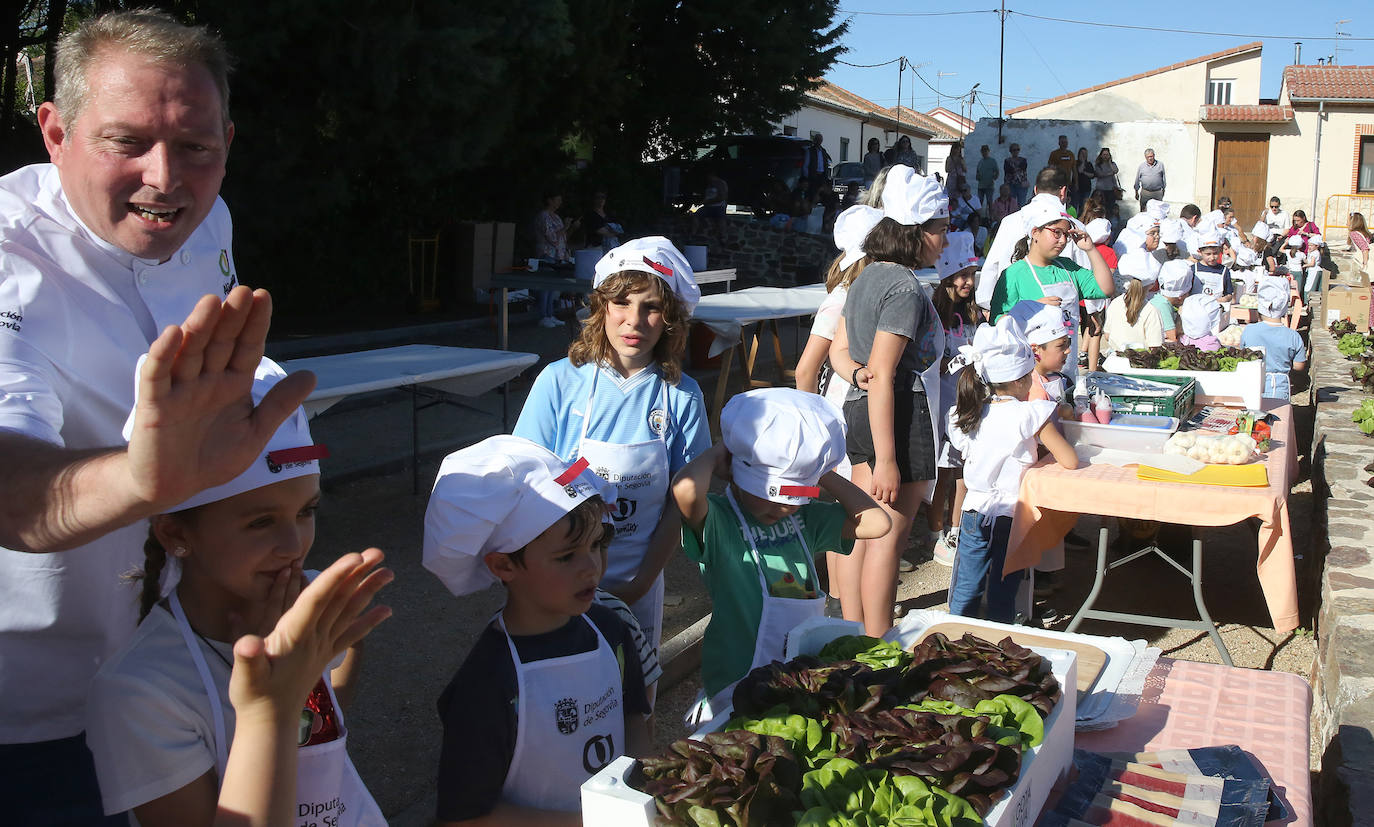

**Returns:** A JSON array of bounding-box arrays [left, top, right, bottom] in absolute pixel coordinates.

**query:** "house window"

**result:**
[[840, 137, 850, 161], [1359, 136, 1374, 193], [782, 125, 797, 136], [1206, 79, 1233, 106]]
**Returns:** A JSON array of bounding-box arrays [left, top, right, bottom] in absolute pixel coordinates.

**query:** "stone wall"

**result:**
[[650, 215, 838, 287], [1309, 327, 1374, 826]]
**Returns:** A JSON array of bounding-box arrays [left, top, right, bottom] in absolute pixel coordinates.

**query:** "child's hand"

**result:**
[[853, 366, 873, 391], [710, 443, 733, 481], [228, 549, 392, 724], [870, 459, 901, 505], [229, 560, 305, 642], [1038, 295, 1063, 306]]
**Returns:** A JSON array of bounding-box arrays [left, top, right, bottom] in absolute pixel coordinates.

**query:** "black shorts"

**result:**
[[843, 391, 937, 483], [1081, 309, 1105, 336]]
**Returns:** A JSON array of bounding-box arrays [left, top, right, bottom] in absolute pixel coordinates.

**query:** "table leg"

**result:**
[[1065, 529, 1233, 666], [500, 287, 509, 351], [769, 319, 786, 384], [410, 385, 420, 495], [743, 326, 763, 388], [710, 348, 735, 437]]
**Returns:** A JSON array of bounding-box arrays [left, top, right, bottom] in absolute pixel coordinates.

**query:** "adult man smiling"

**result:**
[[0, 11, 309, 822]]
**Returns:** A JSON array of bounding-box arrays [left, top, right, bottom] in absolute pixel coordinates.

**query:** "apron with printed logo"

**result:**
[[1027, 262, 1081, 381], [702, 489, 827, 714], [169, 594, 384, 827], [938, 314, 975, 468], [1193, 265, 1225, 297], [910, 279, 946, 486], [497, 613, 625, 812], [578, 366, 672, 652]]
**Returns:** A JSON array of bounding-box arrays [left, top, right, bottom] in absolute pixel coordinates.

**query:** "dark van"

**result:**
[[663, 135, 811, 215]]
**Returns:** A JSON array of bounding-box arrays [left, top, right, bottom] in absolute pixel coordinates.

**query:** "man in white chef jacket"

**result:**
[[0, 10, 311, 823]]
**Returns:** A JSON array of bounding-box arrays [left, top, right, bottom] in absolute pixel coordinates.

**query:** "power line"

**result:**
[[1010, 10, 1374, 41], [839, 8, 996, 17], [836, 56, 904, 68]]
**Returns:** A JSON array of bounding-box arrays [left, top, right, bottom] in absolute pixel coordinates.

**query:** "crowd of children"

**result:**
[[61, 176, 1338, 826]]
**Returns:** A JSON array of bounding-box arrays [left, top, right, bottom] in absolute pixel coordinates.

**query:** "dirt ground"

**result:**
[[300, 309, 1321, 824]]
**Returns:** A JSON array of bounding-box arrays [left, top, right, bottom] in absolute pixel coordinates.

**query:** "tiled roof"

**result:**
[[1283, 65, 1374, 101], [1008, 41, 1262, 115], [806, 80, 934, 137], [927, 107, 975, 130], [1199, 104, 1294, 122], [887, 106, 960, 141]]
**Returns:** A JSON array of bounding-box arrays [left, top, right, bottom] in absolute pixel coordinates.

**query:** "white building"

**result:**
[[775, 80, 933, 172]]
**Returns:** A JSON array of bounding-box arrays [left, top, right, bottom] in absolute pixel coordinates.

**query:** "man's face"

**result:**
[[40, 50, 231, 262], [1145, 151, 1156, 165], [1270, 201, 1282, 213], [1059, 136, 1068, 149]]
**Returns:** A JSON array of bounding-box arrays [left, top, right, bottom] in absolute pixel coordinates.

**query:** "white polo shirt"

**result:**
[[0, 163, 238, 743]]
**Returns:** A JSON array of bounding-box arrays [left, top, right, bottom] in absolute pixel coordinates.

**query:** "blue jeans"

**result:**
[[1011, 185, 1028, 206], [535, 289, 556, 318], [0, 733, 127, 825], [948, 511, 1022, 622]]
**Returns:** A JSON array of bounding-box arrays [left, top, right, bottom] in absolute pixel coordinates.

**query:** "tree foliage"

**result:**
[[3, 0, 845, 318]]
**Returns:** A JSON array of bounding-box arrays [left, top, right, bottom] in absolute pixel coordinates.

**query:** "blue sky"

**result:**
[[824, 1, 1372, 118]]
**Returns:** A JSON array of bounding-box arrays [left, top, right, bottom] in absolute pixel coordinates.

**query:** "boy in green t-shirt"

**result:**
[[671, 389, 890, 723]]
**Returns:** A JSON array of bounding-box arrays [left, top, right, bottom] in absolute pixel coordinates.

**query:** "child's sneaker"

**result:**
[[933, 527, 958, 566]]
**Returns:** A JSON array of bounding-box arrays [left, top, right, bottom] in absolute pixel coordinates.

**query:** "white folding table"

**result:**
[[281, 344, 538, 490]]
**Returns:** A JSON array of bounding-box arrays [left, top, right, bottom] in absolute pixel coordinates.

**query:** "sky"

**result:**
[[823, 1, 1373, 120]]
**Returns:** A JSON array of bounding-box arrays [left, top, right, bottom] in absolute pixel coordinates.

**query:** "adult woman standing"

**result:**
[[1074, 148, 1095, 214], [533, 192, 577, 327], [1003, 144, 1030, 205], [583, 191, 624, 252], [832, 166, 949, 636], [1092, 148, 1120, 210], [1348, 212, 1370, 269], [863, 138, 884, 186], [513, 238, 709, 692]]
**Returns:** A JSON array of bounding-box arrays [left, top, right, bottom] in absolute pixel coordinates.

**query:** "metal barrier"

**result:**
[[1322, 193, 1374, 243]]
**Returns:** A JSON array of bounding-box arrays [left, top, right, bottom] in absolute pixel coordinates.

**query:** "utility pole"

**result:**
[[997, 0, 1006, 143], [895, 57, 904, 144]]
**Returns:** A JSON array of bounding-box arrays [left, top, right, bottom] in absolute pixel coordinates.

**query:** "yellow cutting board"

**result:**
[[1136, 462, 1268, 487], [917, 622, 1107, 700]]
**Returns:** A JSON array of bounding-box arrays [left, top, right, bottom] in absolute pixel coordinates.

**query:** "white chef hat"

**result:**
[[1125, 212, 1157, 235], [935, 231, 979, 279], [1021, 199, 1086, 238], [1162, 218, 1187, 245], [1201, 209, 1225, 228], [720, 388, 845, 506], [594, 236, 701, 313], [1146, 199, 1169, 220], [123, 356, 325, 514], [1234, 247, 1260, 268], [1250, 221, 1273, 242], [881, 165, 950, 225], [1180, 294, 1224, 339], [422, 435, 617, 597], [1158, 259, 1193, 298], [834, 205, 884, 270], [1194, 231, 1222, 249], [1257, 279, 1291, 319], [1007, 299, 1072, 346], [1085, 218, 1112, 244], [1310, 233, 1324, 246], [1287, 235, 1303, 248], [1117, 250, 1158, 285], [948, 315, 1035, 384]]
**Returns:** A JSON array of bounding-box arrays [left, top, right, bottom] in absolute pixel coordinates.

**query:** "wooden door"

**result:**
[[1212, 134, 1269, 221]]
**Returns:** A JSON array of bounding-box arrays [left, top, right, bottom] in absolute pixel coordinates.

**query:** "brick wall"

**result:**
[[648, 215, 839, 287]]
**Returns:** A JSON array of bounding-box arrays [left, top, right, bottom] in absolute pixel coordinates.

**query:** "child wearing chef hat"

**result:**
[[794, 205, 886, 613], [945, 317, 1079, 622], [423, 435, 652, 819], [1179, 294, 1226, 351], [1188, 232, 1234, 302], [672, 388, 889, 722], [927, 232, 985, 566], [1079, 216, 1118, 372], [514, 235, 709, 691], [1241, 281, 1308, 401], [1102, 251, 1166, 354], [86, 358, 392, 826], [1301, 233, 1326, 298]]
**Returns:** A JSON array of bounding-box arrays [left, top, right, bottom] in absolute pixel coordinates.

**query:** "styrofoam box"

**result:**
[[581, 614, 1077, 827], [1058, 414, 1179, 452], [1102, 354, 1264, 409]]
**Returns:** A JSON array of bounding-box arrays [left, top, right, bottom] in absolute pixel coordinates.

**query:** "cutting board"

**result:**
[[917, 622, 1108, 700], [1135, 462, 1268, 487]]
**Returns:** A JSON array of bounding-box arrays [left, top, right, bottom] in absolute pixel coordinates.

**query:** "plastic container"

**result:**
[[1059, 413, 1180, 452], [1101, 355, 1263, 409], [582, 614, 1078, 827], [1106, 372, 1196, 417]]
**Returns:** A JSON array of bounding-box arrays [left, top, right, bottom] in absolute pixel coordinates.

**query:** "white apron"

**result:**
[[938, 313, 976, 469], [914, 281, 946, 489], [1193, 265, 1226, 297], [168, 594, 384, 827], [497, 613, 625, 812], [1027, 261, 1081, 381], [578, 366, 672, 652]]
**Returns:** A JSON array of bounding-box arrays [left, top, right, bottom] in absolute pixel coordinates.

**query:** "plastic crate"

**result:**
[[1107, 372, 1196, 417]]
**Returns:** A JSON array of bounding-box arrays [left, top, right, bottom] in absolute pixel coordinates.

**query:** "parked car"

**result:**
[[661, 135, 811, 216], [831, 161, 866, 198]]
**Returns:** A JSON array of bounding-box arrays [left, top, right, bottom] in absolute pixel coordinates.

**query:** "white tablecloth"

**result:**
[[691, 284, 828, 356], [281, 344, 538, 417]]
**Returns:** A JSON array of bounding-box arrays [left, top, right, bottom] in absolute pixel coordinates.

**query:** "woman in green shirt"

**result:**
[[989, 201, 1114, 378]]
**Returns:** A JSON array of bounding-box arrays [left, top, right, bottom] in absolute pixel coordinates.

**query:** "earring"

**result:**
[[172, 546, 188, 558]]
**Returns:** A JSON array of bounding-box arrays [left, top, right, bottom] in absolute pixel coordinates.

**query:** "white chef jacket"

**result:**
[[0, 163, 238, 743]]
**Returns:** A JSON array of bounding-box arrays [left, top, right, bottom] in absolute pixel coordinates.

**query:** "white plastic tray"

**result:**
[[1058, 414, 1179, 452]]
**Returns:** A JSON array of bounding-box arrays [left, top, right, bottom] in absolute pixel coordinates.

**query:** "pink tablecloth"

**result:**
[[1076, 658, 1312, 825], [1006, 402, 1301, 633]]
